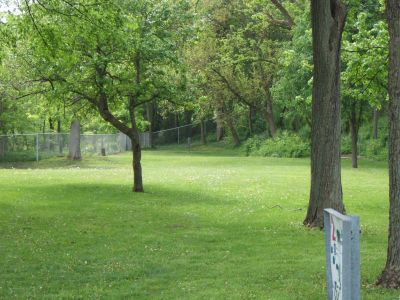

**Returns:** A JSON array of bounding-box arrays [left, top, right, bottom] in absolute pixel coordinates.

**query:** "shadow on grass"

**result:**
[[147, 141, 244, 157], [0, 181, 235, 208], [0, 180, 314, 260], [0, 155, 125, 170]]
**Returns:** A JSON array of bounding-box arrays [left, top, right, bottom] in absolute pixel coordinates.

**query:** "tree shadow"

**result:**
[[0, 181, 235, 208], [0, 155, 123, 170]]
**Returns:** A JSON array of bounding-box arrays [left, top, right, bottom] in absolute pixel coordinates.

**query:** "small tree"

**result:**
[[18, 0, 193, 192]]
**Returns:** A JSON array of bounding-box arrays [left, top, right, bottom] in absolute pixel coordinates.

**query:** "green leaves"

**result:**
[[342, 13, 388, 107]]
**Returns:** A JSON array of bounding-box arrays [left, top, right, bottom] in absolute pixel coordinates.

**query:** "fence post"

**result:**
[[36, 133, 39, 162]]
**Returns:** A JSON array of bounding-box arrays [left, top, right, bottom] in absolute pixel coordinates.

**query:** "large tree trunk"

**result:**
[[68, 119, 81, 160], [350, 102, 358, 169], [376, 0, 400, 288], [304, 0, 347, 228], [373, 108, 379, 139]]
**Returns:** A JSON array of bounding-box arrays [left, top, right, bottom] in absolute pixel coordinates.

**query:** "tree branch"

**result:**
[[23, 0, 50, 48], [211, 67, 252, 107], [270, 0, 294, 29], [15, 89, 51, 100]]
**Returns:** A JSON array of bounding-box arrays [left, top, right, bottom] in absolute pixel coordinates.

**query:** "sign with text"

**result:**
[[324, 209, 360, 300]]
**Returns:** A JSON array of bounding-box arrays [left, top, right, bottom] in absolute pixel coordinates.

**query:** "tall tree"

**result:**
[[376, 0, 400, 288], [304, 0, 347, 227]]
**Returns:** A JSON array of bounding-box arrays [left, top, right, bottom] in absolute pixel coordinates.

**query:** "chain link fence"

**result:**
[[0, 120, 217, 162], [0, 133, 133, 162], [151, 120, 216, 148]]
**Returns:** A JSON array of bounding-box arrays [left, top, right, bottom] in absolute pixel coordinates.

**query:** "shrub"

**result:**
[[363, 139, 388, 161], [245, 132, 310, 158], [341, 135, 352, 155], [0, 151, 36, 162], [243, 135, 265, 156]]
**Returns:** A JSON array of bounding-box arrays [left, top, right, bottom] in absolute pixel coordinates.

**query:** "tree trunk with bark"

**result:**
[[373, 108, 379, 139], [349, 101, 361, 169], [376, 0, 400, 288], [131, 137, 143, 192], [128, 95, 144, 192], [350, 117, 358, 169], [304, 0, 347, 228], [68, 119, 81, 160]]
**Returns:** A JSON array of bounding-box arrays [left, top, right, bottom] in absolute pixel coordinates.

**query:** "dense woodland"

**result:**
[[1, 0, 400, 288], [0, 0, 388, 162]]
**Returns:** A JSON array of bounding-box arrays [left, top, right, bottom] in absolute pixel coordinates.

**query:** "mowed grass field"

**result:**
[[0, 145, 398, 299]]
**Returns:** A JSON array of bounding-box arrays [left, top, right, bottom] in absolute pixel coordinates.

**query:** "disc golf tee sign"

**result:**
[[324, 209, 360, 300]]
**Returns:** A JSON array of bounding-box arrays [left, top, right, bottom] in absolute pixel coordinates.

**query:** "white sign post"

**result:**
[[324, 209, 360, 300]]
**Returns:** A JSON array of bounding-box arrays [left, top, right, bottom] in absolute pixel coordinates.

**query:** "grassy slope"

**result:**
[[0, 144, 397, 299]]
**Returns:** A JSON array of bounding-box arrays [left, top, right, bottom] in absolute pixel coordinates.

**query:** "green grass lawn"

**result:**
[[0, 145, 398, 299]]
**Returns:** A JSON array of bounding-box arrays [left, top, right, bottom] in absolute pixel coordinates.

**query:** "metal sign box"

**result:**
[[324, 209, 360, 300]]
